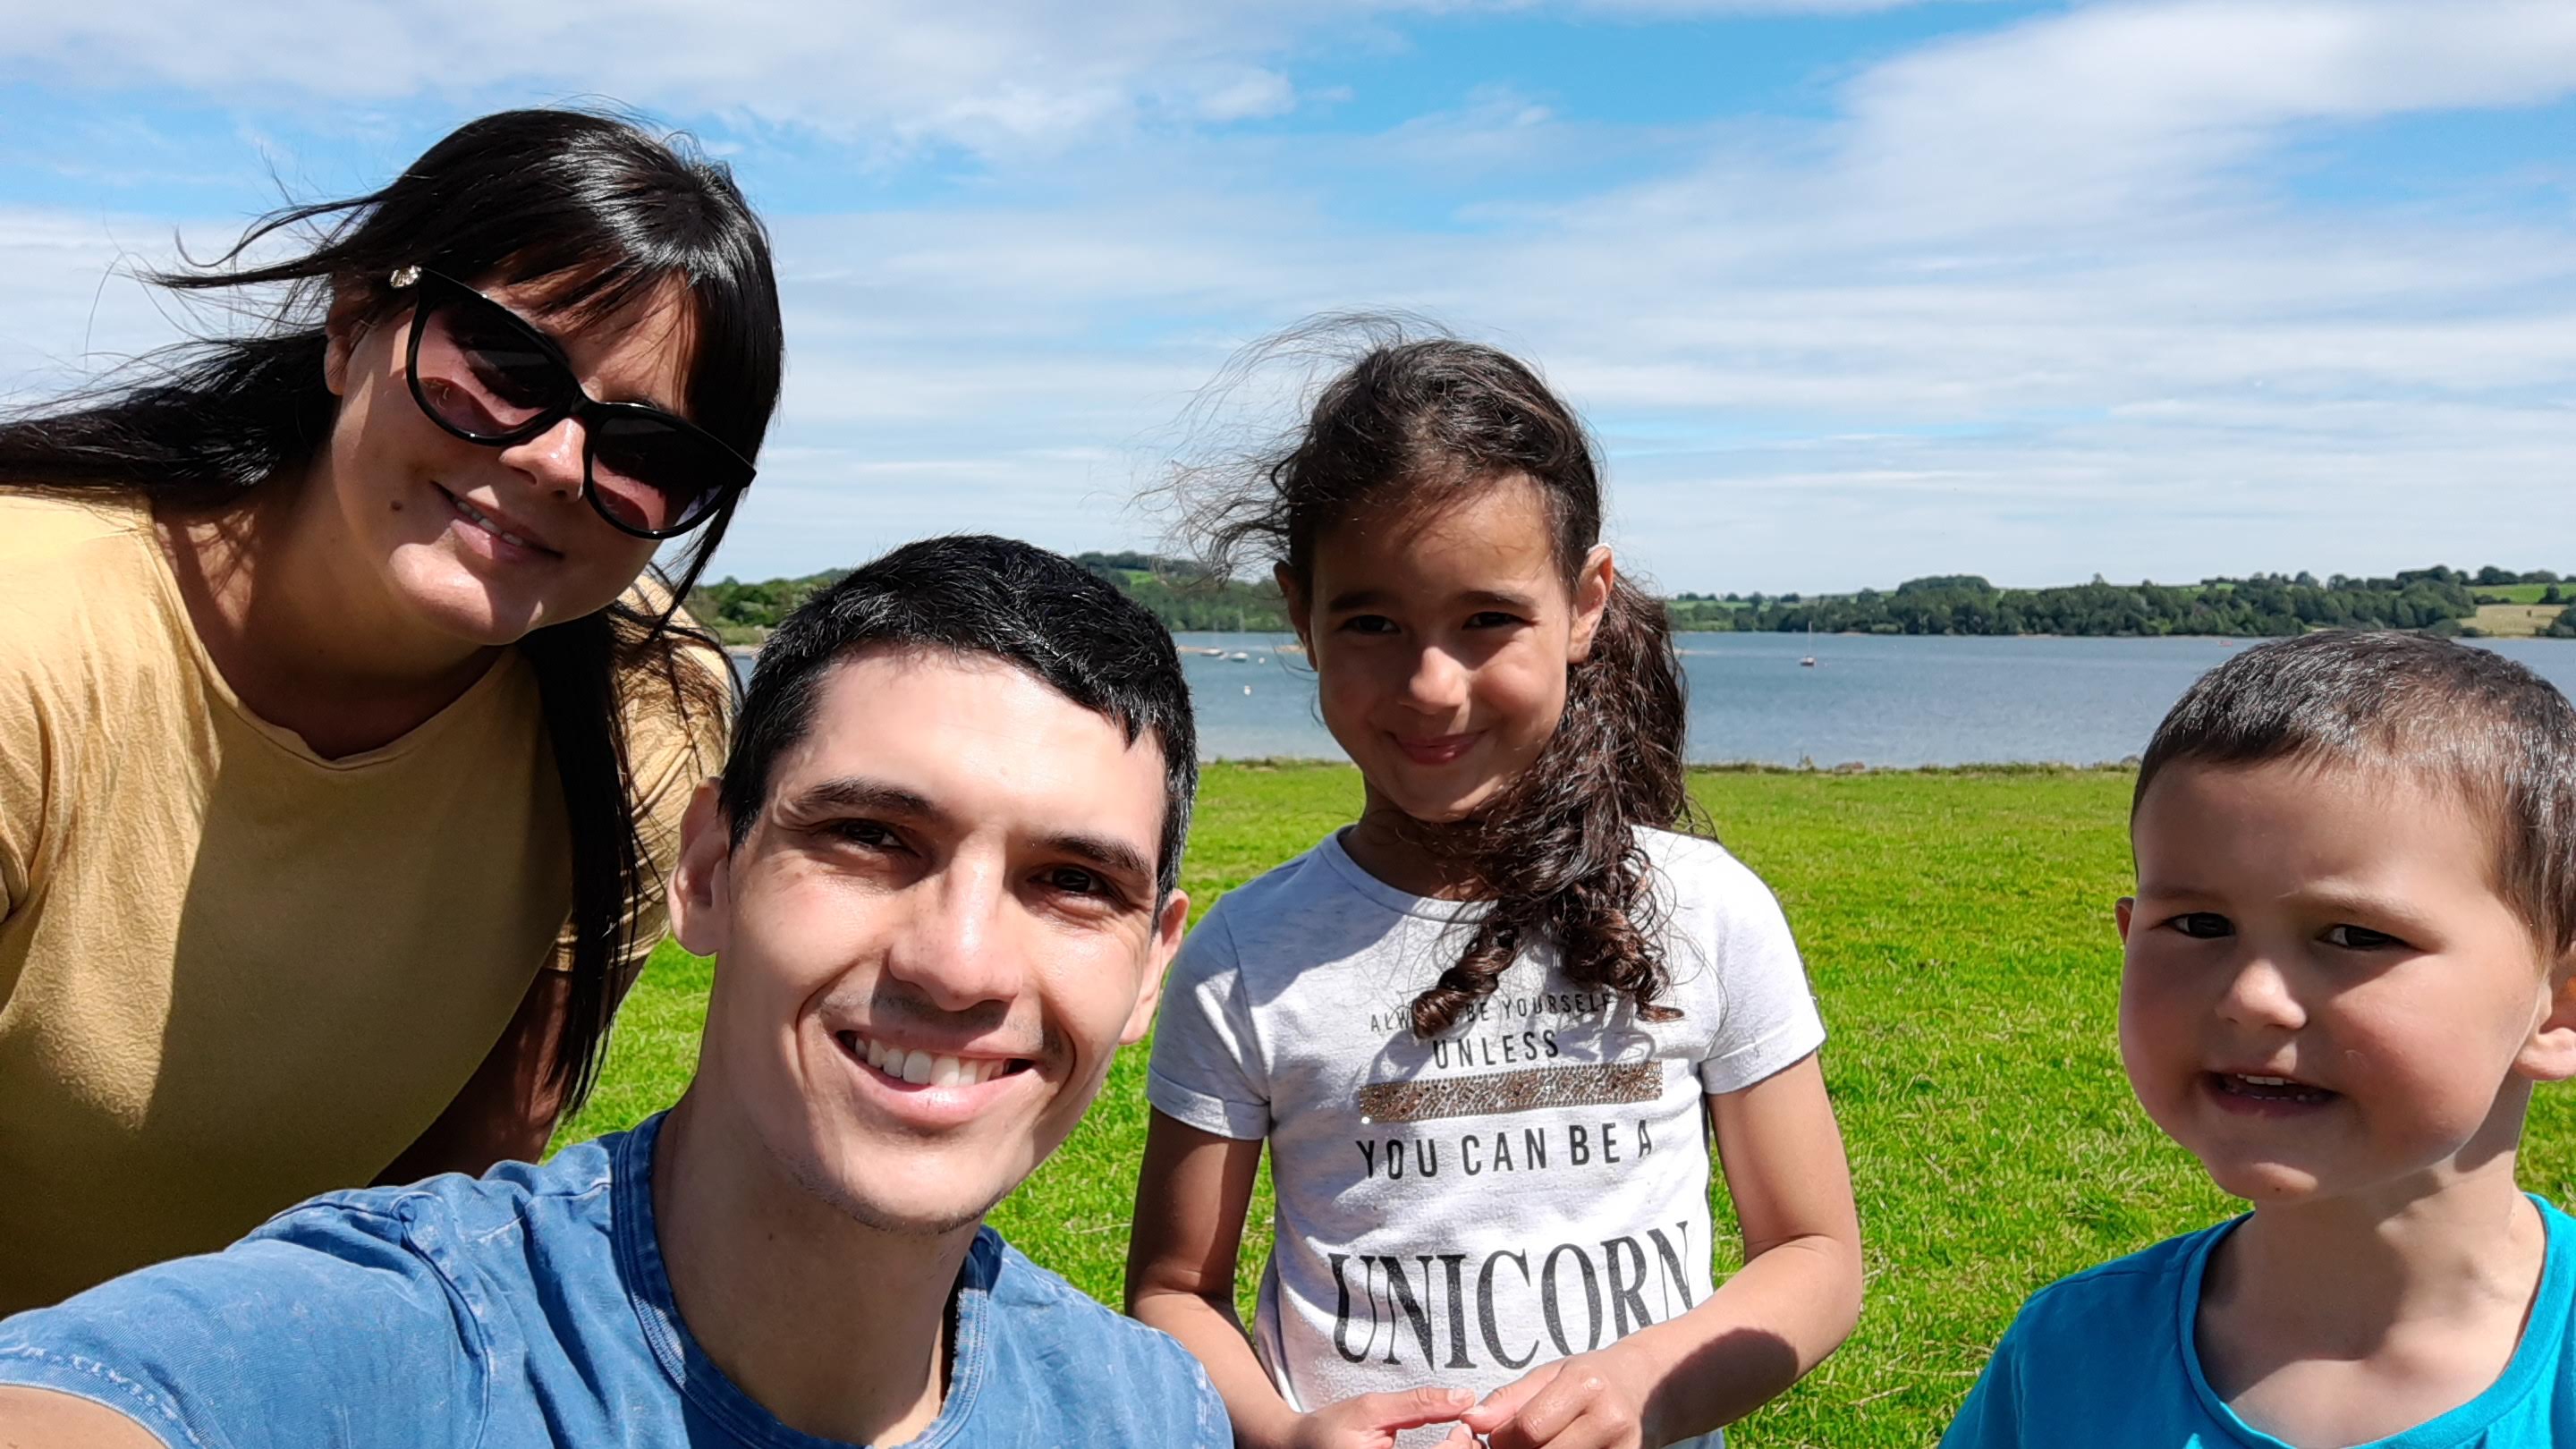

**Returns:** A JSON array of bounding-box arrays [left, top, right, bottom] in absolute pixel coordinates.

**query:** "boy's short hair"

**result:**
[[716, 533, 1199, 900], [2136, 630, 2576, 955]]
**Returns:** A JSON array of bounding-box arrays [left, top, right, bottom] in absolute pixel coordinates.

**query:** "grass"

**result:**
[[2470, 602, 2566, 638], [557, 763, 2576, 1448], [2477, 584, 2561, 605]]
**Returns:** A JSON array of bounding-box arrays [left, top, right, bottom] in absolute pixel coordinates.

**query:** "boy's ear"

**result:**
[[667, 782, 734, 959], [1568, 545, 1614, 664], [2514, 953, 2576, 1084], [1274, 564, 1313, 654], [2116, 897, 2136, 942], [1121, 888, 1191, 1046]]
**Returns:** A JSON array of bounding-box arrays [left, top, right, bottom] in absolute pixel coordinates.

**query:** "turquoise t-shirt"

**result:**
[[1944, 1196, 2576, 1448]]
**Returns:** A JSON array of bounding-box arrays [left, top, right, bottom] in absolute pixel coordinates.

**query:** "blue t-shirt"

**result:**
[[1944, 1195, 2576, 1448], [0, 1114, 1229, 1448]]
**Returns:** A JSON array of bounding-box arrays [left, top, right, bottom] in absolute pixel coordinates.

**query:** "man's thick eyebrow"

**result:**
[[778, 776, 938, 820], [1036, 830, 1157, 890]]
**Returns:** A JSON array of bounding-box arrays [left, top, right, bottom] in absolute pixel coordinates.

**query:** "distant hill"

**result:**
[[688, 557, 2569, 646]]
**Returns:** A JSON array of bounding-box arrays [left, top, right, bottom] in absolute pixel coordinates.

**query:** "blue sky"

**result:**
[[3, 0, 2572, 592]]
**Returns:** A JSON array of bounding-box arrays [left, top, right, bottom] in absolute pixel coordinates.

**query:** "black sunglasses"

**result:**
[[389, 266, 755, 539]]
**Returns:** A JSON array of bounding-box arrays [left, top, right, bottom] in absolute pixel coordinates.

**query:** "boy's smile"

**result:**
[[2119, 758, 2570, 1210]]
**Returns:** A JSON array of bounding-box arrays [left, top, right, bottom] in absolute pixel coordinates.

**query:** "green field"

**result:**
[[2478, 583, 2561, 605], [558, 764, 2576, 1448], [2471, 602, 2567, 638]]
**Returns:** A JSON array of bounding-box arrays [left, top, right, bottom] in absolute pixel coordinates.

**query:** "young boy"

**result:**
[[1945, 630, 2576, 1448]]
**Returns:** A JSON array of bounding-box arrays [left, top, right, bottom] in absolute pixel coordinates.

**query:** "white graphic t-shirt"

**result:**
[[1148, 826, 1824, 1446]]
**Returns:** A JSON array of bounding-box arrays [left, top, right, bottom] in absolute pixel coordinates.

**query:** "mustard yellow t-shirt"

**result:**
[[0, 493, 724, 1311]]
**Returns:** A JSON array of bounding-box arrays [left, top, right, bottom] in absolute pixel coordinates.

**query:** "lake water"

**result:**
[[734, 633, 2576, 767], [1169, 632, 2576, 767]]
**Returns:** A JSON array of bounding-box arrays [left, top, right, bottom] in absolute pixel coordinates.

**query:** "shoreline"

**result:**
[[1195, 757, 2141, 774]]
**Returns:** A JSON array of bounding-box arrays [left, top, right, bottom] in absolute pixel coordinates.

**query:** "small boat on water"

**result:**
[[1228, 650, 1251, 662], [1800, 656, 1818, 668]]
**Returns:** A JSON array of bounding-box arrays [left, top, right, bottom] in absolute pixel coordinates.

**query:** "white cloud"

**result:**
[[0, 0, 1975, 153], [1838, 0, 2576, 232], [0, 0, 1350, 155], [4, 0, 2573, 591]]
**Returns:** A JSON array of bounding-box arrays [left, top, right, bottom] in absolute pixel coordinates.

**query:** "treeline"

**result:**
[[1072, 553, 1292, 631], [1674, 566, 2570, 639], [683, 553, 1288, 645], [687, 558, 2569, 645]]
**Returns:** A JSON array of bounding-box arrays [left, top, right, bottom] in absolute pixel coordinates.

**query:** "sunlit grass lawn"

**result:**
[[558, 763, 2576, 1448], [2471, 602, 2565, 637]]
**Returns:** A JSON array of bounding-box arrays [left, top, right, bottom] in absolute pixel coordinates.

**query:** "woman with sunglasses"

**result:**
[[0, 108, 781, 1311]]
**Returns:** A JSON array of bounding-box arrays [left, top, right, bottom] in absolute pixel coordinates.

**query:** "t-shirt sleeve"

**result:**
[[1146, 910, 1273, 1140], [0, 1200, 485, 1449], [1690, 848, 1828, 1096]]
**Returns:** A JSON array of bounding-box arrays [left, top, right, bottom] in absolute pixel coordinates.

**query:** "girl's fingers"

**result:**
[[1480, 1363, 1631, 1449], [1462, 1362, 1559, 1434], [1348, 1385, 1477, 1432]]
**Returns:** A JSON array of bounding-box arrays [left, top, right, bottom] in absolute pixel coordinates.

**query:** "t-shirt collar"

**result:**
[[1316, 827, 1492, 924], [2175, 1194, 2572, 1447]]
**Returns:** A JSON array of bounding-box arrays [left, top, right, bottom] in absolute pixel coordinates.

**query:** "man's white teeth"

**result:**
[[858, 1035, 1006, 1086], [455, 496, 537, 549]]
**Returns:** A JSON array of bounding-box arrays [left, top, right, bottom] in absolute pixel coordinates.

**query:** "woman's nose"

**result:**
[[499, 416, 586, 500]]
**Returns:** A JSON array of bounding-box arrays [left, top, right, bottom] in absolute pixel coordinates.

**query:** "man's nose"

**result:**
[[879, 857, 1026, 1013]]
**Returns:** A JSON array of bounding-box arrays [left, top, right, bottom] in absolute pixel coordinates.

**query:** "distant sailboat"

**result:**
[[1800, 618, 1818, 667]]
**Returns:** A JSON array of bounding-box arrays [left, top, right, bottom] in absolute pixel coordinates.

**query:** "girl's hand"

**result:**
[[1292, 1386, 1479, 1449], [1450, 1348, 1657, 1449]]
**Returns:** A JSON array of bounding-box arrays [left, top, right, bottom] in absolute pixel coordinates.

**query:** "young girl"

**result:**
[[1127, 334, 1863, 1449]]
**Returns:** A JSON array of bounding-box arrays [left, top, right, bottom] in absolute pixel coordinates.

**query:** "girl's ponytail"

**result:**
[[1409, 572, 1693, 1037]]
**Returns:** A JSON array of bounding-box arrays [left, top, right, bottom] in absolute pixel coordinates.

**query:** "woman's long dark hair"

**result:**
[[0, 108, 785, 1114], [1183, 319, 1695, 1037]]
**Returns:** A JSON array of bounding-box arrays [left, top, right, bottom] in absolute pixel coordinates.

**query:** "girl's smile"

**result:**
[[1392, 731, 1481, 767]]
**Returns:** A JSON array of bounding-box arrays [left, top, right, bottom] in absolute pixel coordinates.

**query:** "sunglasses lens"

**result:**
[[589, 411, 742, 536], [411, 292, 566, 439]]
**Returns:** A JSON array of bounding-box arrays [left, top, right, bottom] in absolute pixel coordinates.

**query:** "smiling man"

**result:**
[[0, 535, 1226, 1448]]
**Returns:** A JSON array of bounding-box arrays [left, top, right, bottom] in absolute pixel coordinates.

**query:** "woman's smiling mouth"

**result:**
[[436, 484, 562, 559]]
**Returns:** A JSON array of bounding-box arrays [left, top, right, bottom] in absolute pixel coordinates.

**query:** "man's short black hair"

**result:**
[[718, 534, 1199, 899], [2136, 630, 2576, 954]]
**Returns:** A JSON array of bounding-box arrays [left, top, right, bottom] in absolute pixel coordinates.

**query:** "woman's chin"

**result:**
[[384, 553, 562, 648]]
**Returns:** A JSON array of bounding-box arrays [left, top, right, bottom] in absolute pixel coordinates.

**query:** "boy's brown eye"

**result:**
[[2172, 911, 2233, 939], [2323, 924, 2401, 951]]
